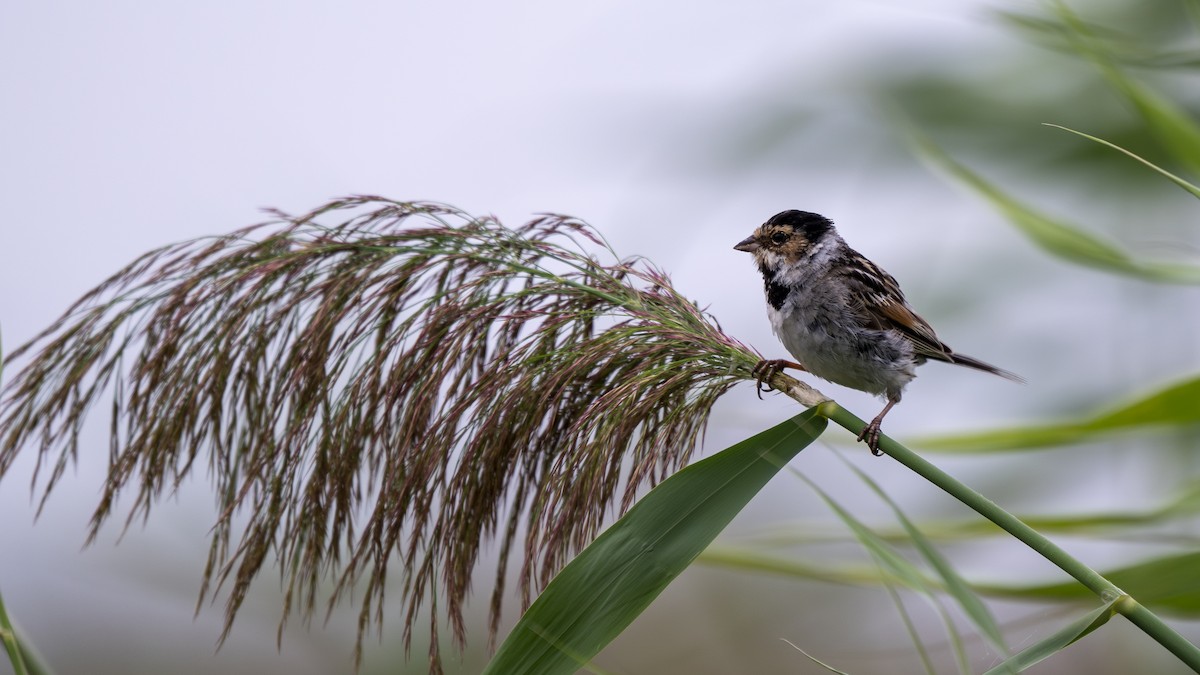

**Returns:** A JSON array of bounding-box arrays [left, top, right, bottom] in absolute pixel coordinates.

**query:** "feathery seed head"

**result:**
[[0, 196, 764, 669]]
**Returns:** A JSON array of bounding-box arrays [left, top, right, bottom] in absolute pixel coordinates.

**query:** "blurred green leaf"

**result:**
[[910, 128, 1200, 284], [0, 584, 51, 675], [721, 480, 1200, 545], [997, 9, 1137, 61], [999, 7, 1200, 69], [1105, 80, 1200, 177], [877, 569, 944, 675], [796, 474, 977, 673], [893, 500, 1200, 542], [1050, 0, 1200, 176], [0, 342, 24, 675], [836, 458, 1010, 658], [799, 474, 938, 592], [700, 545, 884, 585], [482, 409, 826, 675], [987, 551, 1200, 616], [913, 375, 1200, 453], [0, 588, 29, 675], [981, 602, 1117, 675], [703, 547, 1200, 618]]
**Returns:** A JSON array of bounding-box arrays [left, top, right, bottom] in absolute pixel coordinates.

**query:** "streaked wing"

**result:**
[[840, 251, 954, 362], [876, 301, 954, 361]]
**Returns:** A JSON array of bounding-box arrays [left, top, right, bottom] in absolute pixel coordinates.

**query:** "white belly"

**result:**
[[767, 302, 917, 398]]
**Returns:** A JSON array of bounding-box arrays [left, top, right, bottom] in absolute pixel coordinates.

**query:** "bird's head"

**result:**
[[734, 210, 834, 269]]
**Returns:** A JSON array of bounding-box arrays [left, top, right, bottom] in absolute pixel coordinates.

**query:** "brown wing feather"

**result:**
[[840, 251, 954, 362], [875, 300, 954, 362], [839, 249, 1023, 381]]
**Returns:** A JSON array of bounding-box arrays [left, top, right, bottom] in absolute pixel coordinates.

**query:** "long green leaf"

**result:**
[[987, 551, 1200, 616], [703, 547, 1200, 619], [482, 409, 827, 675], [980, 602, 1117, 675], [915, 375, 1200, 453], [733, 484, 1200, 542], [910, 129, 1200, 284], [699, 546, 885, 586]]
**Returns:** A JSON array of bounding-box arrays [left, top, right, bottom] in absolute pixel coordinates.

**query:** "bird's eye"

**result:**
[[770, 232, 788, 245]]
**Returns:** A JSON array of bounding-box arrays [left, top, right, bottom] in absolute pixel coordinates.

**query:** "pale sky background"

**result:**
[[3, 2, 1198, 673]]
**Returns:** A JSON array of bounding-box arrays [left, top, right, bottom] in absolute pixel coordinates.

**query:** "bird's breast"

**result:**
[[766, 296, 917, 397]]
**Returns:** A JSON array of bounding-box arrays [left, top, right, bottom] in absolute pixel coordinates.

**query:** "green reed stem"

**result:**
[[817, 401, 1200, 672]]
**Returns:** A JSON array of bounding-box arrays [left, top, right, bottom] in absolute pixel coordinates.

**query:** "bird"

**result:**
[[734, 209, 1022, 455]]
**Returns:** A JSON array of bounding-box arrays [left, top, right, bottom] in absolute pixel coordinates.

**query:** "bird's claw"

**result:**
[[751, 360, 778, 399], [751, 359, 803, 399], [856, 422, 884, 456]]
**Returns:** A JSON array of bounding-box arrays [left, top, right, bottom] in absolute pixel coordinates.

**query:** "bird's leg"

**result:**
[[751, 359, 806, 399], [857, 395, 899, 456]]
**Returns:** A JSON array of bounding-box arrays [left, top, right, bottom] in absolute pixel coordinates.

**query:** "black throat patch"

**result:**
[[765, 277, 789, 310], [757, 259, 791, 310]]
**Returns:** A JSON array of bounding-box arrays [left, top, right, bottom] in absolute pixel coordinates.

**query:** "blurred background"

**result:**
[[3, 0, 1200, 672]]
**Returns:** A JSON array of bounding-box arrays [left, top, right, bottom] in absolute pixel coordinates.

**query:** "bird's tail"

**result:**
[[947, 352, 1025, 383]]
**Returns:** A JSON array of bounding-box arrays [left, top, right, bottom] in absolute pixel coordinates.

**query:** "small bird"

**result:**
[[735, 209, 1022, 455]]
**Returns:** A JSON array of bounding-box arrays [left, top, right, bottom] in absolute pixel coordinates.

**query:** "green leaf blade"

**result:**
[[482, 409, 827, 675], [980, 603, 1116, 675]]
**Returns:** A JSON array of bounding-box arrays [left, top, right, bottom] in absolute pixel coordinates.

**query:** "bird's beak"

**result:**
[[733, 236, 760, 253]]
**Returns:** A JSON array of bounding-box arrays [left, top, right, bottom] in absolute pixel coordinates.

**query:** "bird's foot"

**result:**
[[857, 399, 898, 457], [856, 421, 884, 456], [751, 359, 805, 399]]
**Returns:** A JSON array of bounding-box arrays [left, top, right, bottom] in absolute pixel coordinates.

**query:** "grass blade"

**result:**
[[482, 409, 826, 675], [780, 639, 851, 675], [1044, 123, 1200, 199]]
